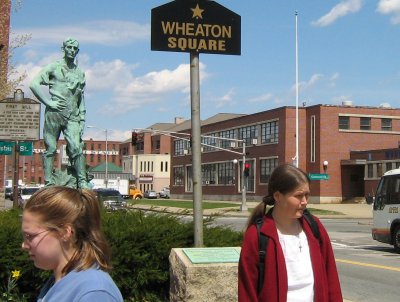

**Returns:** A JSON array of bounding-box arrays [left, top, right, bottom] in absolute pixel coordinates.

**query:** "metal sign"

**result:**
[[0, 141, 33, 156], [0, 141, 13, 155], [309, 173, 329, 181], [0, 98, 41, 141], [19, 141, 33, 156], [151, 0, 241, 55]]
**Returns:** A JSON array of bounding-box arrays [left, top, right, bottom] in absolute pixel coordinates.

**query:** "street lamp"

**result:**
[[87, 125, 108, 188]]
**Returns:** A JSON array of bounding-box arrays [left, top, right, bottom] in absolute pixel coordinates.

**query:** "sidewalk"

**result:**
[[132, 201, 373, 220]]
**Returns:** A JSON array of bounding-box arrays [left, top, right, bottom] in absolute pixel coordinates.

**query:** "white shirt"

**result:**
[[278, 229, 314, 302]]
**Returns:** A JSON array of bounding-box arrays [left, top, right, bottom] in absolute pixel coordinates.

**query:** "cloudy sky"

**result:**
[[9, 0, 400, 141]]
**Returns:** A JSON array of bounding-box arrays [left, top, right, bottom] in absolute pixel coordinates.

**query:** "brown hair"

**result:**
[[247, 164, 310, 227], [24, 186, 111, 275]]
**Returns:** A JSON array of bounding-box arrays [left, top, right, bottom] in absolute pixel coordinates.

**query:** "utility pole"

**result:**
[[190, 52, 203, 247], [240, 141, 247, 211], [12, 141, 19, 207]]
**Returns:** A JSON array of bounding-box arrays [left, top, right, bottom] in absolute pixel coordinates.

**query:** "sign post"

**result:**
[[1, 89, 40, 208], [12, 142, 19, 207], [152, 1, 241, 247]]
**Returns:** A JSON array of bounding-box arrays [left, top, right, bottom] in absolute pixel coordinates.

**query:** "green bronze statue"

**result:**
[[30, 38, 89, 189]]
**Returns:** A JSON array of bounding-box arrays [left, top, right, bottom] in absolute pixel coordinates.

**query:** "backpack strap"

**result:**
[[302, 208, 322, 245], [255, 217, 269, 294]]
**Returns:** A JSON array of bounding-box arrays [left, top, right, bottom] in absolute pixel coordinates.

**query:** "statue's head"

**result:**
[[62, 38, 80, 59], [63, 37, 79, 48]]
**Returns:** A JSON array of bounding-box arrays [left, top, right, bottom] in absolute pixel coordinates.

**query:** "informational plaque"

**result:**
[[183, 247, 240, 264], [0, 98, 41, 141]]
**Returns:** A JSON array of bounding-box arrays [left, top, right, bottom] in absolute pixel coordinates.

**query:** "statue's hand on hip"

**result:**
[[47, 100, 66, 111]]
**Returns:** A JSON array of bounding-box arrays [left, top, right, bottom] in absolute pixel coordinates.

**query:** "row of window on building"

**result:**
[[339, 115, 395, 131], [172, 157, 278, 190], [138, 161, 169, 173], [174, 120, 279, 156]]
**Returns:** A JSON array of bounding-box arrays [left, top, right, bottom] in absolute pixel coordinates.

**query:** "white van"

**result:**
[[372, 168, 400, 253]]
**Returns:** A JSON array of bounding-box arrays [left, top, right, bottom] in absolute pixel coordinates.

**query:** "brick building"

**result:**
[[0, 0, 11, 96], [0, 138, 121, 186], [121, 119, 182, 193], [170, 104, 400, 203]]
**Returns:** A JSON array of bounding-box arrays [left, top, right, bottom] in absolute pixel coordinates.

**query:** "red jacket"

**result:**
[[238, 212, 342, 302]]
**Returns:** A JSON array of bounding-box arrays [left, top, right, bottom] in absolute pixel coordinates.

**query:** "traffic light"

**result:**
[[244, 163, 250, 177], [131, 131, 138, 146]]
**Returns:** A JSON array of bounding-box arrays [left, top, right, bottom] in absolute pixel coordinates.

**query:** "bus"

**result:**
[[372, 168, 400, 253]]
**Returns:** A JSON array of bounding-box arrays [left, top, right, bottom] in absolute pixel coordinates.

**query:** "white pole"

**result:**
[[3, 155, 7, 187], [105, 129, 108, 188], [295, 11, 299, 168], [240, 141, 247, 211]]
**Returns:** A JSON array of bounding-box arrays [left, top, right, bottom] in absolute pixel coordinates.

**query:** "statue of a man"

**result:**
[[30, 38, 89, 188]]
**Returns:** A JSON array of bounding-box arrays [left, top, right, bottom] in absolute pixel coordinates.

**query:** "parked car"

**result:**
[[20, 186, 41, 204], [144, 190, 157, 199], [159, 187, 170, 199], [5, 187, 12, 200], [93, 188, 127, 211]]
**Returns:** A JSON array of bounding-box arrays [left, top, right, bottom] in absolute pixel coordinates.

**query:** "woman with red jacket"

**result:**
[[238, 164, 342, 302]]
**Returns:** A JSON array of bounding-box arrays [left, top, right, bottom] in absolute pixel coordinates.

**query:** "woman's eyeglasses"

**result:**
[[22, 230, 49, 243]]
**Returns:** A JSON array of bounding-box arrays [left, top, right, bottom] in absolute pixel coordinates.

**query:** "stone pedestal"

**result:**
[[169, 247, 241, 302]]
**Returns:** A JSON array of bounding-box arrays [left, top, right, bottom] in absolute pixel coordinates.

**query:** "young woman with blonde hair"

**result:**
[[21, 186, 123, 301]]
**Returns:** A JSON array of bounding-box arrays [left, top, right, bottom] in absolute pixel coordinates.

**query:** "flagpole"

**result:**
[[295, 11, 299, 168]]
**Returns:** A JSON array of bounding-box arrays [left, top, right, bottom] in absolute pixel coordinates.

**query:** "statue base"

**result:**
[[50, 166, 92, 189]]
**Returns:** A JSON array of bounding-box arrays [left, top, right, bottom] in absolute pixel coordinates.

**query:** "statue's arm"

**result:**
[[30, 63, 65, 111], [29, 71, 51, 107]]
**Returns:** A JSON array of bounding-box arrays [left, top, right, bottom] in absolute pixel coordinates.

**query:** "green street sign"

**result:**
[[309, 173, 329, 181], [19, 141, 33, 156], [0, 141, 13, 155], [0, 141, 33, 156]]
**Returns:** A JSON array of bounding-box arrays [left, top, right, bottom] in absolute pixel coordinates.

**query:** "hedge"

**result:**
[[0, 209, 243, 301]]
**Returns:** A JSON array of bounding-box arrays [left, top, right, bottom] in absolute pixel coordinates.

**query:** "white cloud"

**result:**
[[312, 0, 364, 27], [215, 89, 236, 108], [292, 73, 324, 92], [13, 20, 149, 46], [377, 0, 400, 24], [85, 59, 137, 92], [248, 93, 273, 103], [100, 62, 208, 114], [329, 72, 340, 87]]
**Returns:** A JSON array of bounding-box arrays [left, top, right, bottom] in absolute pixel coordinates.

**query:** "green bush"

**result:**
[[0, 209, 50, 301], [0, 209, 243, 302]]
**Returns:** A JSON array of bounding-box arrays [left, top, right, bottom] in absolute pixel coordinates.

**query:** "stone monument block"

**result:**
[[169, 247, 241, 302]]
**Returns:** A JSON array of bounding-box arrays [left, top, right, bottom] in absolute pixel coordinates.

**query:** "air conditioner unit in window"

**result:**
[[205, 180, 210, 185], [252, 138, 258, 145]]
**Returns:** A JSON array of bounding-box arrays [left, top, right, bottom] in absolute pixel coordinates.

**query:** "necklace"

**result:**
[[274, 217, 303, 252], [297, 223, 303, 252]]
